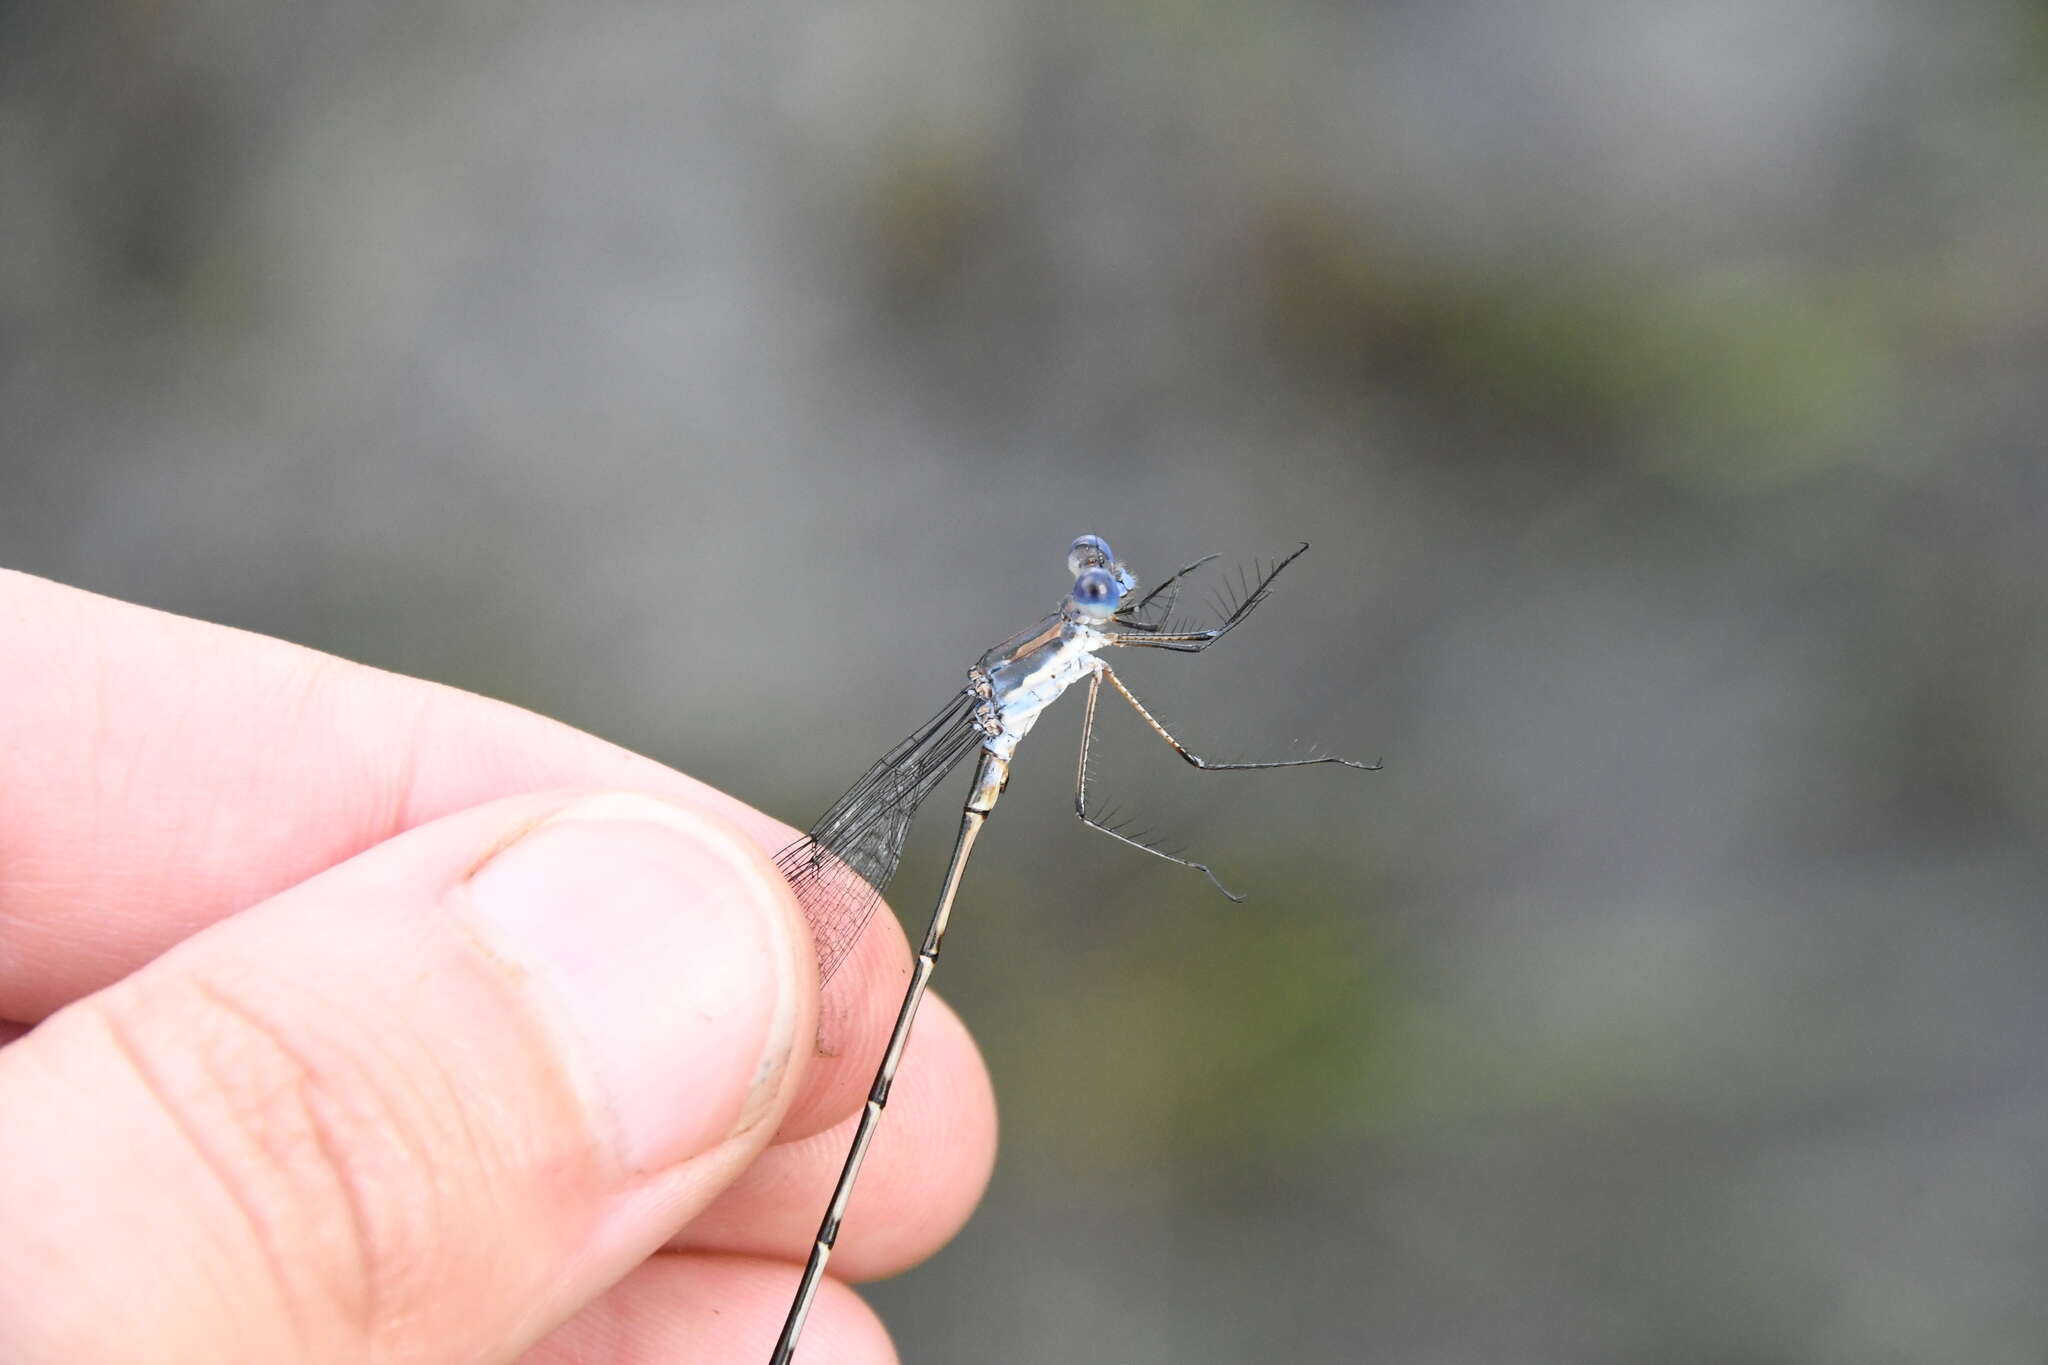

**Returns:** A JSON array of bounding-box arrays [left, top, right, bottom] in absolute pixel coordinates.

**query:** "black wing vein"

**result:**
[[774, 690, 985, 983]]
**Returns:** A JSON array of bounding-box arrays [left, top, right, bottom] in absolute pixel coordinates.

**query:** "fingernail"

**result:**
[[464, 794, 802, 1172]]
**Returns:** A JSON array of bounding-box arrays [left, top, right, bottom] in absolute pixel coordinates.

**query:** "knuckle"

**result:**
[[90, 972, 452, 1339]]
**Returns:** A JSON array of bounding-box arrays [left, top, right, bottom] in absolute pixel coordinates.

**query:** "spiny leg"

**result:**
[[1109, 543, 1310, 652], [1113, 551, 1220, 632], [1074, 671, 1245, 901], [1098, 662, 1382, 773]]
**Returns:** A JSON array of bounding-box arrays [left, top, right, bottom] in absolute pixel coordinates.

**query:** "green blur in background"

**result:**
[[6, 1, 2048, 1360]]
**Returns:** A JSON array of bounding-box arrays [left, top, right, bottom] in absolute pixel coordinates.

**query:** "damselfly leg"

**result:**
[[1099, 662, 1382, 776], [1109, 542, 1313, 653], [1074, 669, 1243, 899], [1074, 663, 1381, 900], [1112, 552, 1220, 632]]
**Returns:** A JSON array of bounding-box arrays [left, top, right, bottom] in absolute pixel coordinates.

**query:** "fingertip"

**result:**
[[524, 1253, 897, 1365], [676, 989, 998, 1282]]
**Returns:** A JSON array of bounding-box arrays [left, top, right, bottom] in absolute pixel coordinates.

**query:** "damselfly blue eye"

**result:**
[[1067, 534, 1115, 576], [1071, 566, 1122, 614]]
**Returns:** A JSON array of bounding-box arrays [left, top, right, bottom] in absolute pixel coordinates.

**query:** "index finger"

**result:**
[[0, 569, 788, 1016], [0, 571, 925, 1047]]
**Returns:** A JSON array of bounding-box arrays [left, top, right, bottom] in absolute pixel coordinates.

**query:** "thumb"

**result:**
[[0, 790, 815, 1365]]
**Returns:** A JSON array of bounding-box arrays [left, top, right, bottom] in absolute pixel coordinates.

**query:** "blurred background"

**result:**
[[6, 1, 2048, 1360]]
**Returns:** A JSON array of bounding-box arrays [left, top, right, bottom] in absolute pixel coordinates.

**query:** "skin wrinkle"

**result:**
[[167, 952, 575, 1361], [551, 1264, 635, 1363], [105, 604, 183, 864], [77, 597, 115, 940], [289, 655, 409, 864], [0, 583, 64, 922], [181, 973, 381, 1343], [385, 681, 439, 845], [401, 1000, 505, 1331], [206, 900, 613, 1357], [364, 1033, 545, 1360], [277, 652, 342, 754], [235, 655, 358, 874], [87, 999, 310, 1350]]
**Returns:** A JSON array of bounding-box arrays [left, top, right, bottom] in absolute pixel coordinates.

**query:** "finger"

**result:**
[[0, 569, 789, 1016], [0, 790, 816, 1365], [677, 991, 998, 1281], [0, 571, 1000, 1242], [521, 1253, 893, 1365]]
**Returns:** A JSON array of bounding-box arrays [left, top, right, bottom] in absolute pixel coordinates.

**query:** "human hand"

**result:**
[[0, 570, 997, 1363]]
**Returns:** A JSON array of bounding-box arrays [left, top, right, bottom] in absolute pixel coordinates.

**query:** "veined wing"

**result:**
[[774, 689, 986, 983]]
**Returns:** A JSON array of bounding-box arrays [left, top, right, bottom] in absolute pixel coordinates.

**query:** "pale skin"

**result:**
[[0, 569, 998, 1364]]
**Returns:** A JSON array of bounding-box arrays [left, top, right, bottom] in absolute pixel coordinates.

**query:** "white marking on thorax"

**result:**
[[983, 626, 1109, 760]]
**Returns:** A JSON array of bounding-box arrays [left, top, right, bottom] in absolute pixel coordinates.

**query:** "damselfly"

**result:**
[[770, 534, 1376, 1363]]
